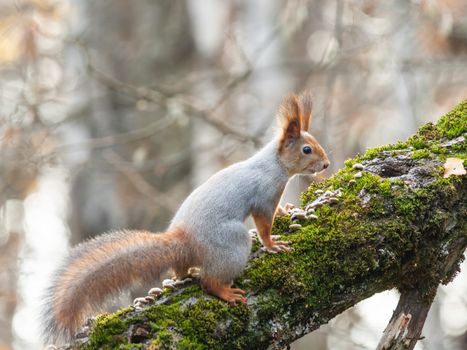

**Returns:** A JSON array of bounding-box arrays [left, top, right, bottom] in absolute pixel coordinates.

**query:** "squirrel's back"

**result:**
[[170, 139, 288, 231]]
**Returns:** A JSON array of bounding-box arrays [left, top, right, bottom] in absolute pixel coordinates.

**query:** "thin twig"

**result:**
[[103, 150, 180, 213], [62, 116, 172, 152], [209, 25, 282, 112], [86, 62, 261, 146]]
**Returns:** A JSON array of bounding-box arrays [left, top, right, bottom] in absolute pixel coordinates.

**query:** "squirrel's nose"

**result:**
[[322, 161, 330, 170]]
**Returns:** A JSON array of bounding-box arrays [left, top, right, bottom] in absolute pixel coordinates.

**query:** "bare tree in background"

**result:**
[[64, 1, 196, 242]]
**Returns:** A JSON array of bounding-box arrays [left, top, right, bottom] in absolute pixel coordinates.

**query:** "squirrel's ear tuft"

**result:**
[[278, 94, 301, 149], [298, 91, 313, 131]]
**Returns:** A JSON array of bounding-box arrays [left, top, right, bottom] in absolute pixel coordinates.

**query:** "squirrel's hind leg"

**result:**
[[201, 276, 246, 305], [199, 224, 250, 304]]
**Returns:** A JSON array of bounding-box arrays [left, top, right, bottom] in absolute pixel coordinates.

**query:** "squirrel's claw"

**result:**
[[263, 240, 292, 253], [219, 287, 247, 305], [275, 202, 296, 216], [202, 279, 247, 305], [227, 294, 247, 306], [230, 288, 247, 295]]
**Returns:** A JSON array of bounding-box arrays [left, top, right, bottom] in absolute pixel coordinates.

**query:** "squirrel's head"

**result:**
[[277, 92, 330, 176]]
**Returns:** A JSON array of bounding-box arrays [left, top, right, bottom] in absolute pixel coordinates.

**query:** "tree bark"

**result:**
[[377, 289, 434, 350], [377, 233, 466, 350], [71, 101, 466, 349]]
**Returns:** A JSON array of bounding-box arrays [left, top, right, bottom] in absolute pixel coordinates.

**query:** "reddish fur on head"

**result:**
[[297, 91, 313, 131], [278, 94, 301, 149], [277, 91, 330, 175]]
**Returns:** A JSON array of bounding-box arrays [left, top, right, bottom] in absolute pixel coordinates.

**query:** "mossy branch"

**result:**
[[77, 101, 466, 350]]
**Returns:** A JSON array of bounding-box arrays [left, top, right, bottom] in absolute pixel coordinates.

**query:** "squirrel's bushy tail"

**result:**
[[41, 228, 189, 344]]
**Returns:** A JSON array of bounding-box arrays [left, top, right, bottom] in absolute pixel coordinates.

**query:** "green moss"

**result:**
[[119, 345, 145, 350], [411, 149, 431, 160], [84, 312, 130, 349], [347, 141, 409, 164], [430, 144, 448, 155], [408, 135, 429, 149], [436, 100, 467, 138], [271, 215, 292, 235], [417, 122, 441, 141], [83, 285, 252, 349], [176, 339, 206, 350], [150, 329, 174, 349]]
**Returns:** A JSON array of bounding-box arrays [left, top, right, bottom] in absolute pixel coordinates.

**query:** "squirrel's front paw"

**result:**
[[275, 202, 296, 217], [263, 239, 291, 253]]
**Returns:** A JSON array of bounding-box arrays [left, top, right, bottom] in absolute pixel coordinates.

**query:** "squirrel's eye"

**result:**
[[302, 145, 312, 154]]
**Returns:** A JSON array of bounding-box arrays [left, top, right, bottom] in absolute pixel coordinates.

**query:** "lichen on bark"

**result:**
[[75, 101, 466, 350]]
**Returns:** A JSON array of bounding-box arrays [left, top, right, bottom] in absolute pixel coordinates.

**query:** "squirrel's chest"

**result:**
[[250, 178, 287, 214]]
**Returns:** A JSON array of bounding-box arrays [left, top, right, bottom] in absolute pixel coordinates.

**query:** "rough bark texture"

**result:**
[[377, 289, 433, 350], [72, 101, 466, 350]]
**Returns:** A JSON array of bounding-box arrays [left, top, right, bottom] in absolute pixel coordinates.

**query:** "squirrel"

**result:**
[[41, 91, 330, 343]]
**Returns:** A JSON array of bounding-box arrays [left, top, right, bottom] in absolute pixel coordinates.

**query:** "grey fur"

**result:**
[[169, 139, 289, 282]]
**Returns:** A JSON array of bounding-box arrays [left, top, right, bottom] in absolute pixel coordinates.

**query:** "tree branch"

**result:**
[[86, 63, 262, 146], [71, 101, 466, 349], [377, 289, 433, 350], [377, 237, 466, 350], [103, 150, 181, 213]]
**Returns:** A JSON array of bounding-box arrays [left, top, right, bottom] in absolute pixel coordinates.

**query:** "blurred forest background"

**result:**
[[0, 0, 466, 349]]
